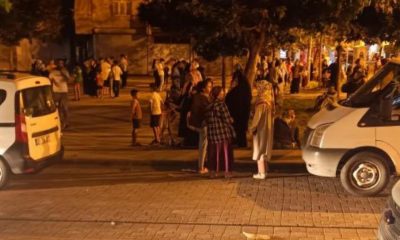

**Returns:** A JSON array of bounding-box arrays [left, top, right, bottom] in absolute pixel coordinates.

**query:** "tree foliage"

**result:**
[[138, 0, 400, 83], [0, 0, 63, 45]]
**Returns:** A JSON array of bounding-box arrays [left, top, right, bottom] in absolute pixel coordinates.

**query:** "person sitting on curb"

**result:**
[[312, 86, 338, 111], [273, 109, 301, 149]]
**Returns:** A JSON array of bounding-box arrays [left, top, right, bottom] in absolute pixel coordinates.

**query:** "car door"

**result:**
[[21, 85, 61, 161]]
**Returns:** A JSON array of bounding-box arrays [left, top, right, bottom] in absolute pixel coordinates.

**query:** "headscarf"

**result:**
[[255, 80, 273, 106]]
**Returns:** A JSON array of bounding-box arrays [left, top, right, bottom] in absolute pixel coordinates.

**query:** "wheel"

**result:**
[[340, 152, 390, 197], [0, 160, 9, 189]]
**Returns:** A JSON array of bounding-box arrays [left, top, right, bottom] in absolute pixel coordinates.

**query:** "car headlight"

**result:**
[[310, 124, 332, 148]]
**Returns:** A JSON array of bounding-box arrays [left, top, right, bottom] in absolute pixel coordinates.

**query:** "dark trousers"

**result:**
[[121, 71, 128, 88], [290, 77, 300, 94], [53, 92, 69, 127], [113, 81, 121, 97]]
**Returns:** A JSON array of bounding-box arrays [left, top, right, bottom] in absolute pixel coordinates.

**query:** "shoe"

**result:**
[[253, 173, 266, 180], [199, 168, 208, 174], [131, 143, 142, 147]]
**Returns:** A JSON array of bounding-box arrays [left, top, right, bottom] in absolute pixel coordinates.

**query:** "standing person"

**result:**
[[49, 62, 71, 129], [157, 58, 165, 91], [182, 63, 203, 92], [171, 60, 182, 90], [285, 58, 292, 86], [82, 59, 91, 95], [187, 80, 212, 174], [230, 63, 244, 89], [321, 59, 330, 88], [100, 58, 112, 97], [225, 72, 251, 148], [328, 59, 339, 90], [205, 86, 235, 178], [149, 83, 163, 145], [120, 54, 129, 88], [178, 74, 198, 147], [72, 64, 83, 101], [112, 60, 123, 97], [250, 80, 274, 180], [130, 89, 142, 146], [152, 59, 161, 88], [270, 59, 285, 105], [46, 59, 57, 75], [290, 60, 302, 94]]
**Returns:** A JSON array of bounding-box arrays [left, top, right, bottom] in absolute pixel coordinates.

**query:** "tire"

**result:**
[[0, 160, 9, 190], [340, 152, 390, 197]]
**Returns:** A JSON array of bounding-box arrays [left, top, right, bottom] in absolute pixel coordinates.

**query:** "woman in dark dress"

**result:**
[[225, 72, 252, 147], [178, 80, 198, 147]]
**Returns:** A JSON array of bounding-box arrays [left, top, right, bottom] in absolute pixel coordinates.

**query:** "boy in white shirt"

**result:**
[[149, 83, 163, 144], [112, 60, 123, 97]]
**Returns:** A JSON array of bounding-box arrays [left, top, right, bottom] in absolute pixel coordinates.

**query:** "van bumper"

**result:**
[[2, 143, 64, 174], [302, 145, 348, 177]]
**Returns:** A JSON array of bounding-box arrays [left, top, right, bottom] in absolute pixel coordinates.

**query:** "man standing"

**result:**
[[112, 60, 123, 97], [188, 79, 212, 174], [120, 54, 129, 88], [49, 60, 70, 129]]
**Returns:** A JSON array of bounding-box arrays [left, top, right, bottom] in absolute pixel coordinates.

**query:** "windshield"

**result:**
[[22, 86, 56, 117], [344, 63, 400, 107]]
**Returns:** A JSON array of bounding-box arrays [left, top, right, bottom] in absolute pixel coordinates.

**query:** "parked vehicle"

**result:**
[[302, 60, 400, 196], [377, 180, 400, 239], [0, 73, 63, 189]]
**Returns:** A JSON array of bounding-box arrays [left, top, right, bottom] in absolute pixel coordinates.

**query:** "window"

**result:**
[[111, 1, 132, 16], [22, 86, 56, 117], [0, 90, 5, 106]]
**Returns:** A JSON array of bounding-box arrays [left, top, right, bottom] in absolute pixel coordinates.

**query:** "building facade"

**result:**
[[74, 0, 236, 76], [74, 0, 194, 75]]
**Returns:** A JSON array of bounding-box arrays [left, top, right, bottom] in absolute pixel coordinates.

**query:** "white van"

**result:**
[[303, 60, 400, 196], [0, 73, 63, 189]]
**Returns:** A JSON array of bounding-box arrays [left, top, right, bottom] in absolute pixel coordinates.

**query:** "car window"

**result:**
[[22, 86, 56, 117], [0, 89, 5, 106], [373, 69, 395, 93]]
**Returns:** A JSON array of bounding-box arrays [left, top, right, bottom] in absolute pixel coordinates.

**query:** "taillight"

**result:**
[[15, 114, 28, 143]]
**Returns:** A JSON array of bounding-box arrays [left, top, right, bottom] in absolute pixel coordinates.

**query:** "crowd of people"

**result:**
[[31, 54, 130, 129], [128, 57, 302, 180], [31, 55, 322, 180]]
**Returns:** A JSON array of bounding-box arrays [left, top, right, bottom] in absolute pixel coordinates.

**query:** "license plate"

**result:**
[[34, 135, 50, 146]]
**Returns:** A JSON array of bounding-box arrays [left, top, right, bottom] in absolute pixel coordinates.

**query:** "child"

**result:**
[[149, 83, 163, 145], [130, 89, 142, 146]]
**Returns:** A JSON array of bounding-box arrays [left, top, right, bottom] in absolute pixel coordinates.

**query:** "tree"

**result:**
[[138, 0, 397, 86], [0, 0, 64, 45], [139, 0, 293, 85]]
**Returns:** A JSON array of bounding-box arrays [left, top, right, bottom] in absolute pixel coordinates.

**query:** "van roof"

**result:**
[[0, 73, 50, 89]]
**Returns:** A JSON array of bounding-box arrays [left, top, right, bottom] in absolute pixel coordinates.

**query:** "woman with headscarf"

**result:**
[[250, 80, 274, 179], [225, 71, 252, 147], [205, 86, 235, 178]]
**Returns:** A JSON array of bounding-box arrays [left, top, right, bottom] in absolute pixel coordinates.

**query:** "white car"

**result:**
[[303, 60, 400, 196], [0, 73, 63, 189]]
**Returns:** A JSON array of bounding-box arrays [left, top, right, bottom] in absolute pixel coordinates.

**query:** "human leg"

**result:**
[[198, 127, 208, 173]]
